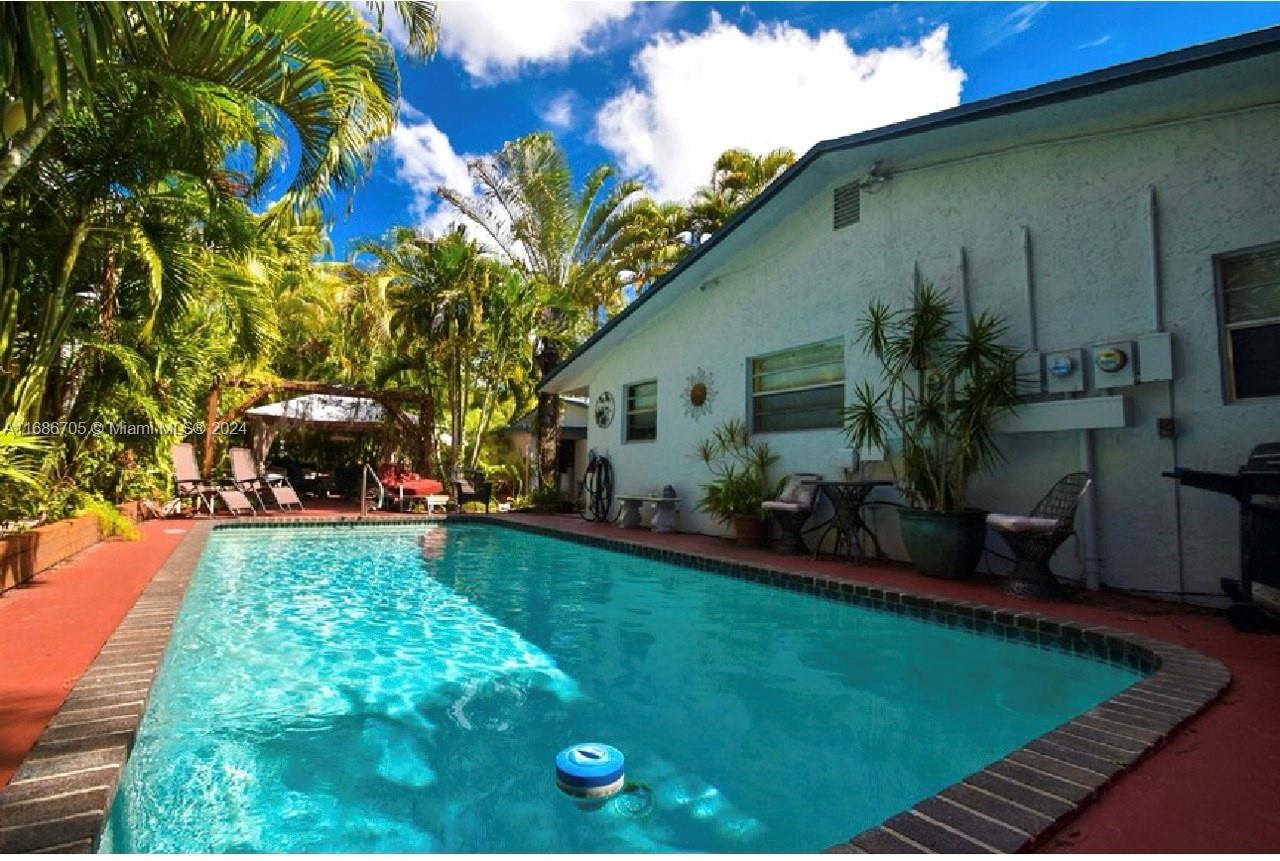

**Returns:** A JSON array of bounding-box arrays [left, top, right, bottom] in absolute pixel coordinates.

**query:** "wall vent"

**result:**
[[833, 181, 861, 229]]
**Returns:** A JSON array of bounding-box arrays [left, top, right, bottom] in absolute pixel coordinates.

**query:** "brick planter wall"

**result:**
[[0, 514, 101, 594]]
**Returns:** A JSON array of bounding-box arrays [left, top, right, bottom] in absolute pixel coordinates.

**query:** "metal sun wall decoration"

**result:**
[[683, 367, 717, 420]]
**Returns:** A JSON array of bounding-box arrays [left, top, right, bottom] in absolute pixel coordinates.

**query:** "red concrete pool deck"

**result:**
[[0, 519, 193, 788], [1, 507, 1276, 852]]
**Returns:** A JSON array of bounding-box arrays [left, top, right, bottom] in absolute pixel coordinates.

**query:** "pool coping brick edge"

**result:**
[[0, 514, 1230, 853]]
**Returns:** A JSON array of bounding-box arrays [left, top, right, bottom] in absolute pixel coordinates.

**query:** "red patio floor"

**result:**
[[0, 519, 193, 787], [1, 507, 1276, 852]]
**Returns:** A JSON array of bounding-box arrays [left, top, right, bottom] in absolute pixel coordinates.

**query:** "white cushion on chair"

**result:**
[[776, 476, 804, 504], [987, 513, 1059, 532], [762, 501, 805, 512], [776, 473, 822, 506]]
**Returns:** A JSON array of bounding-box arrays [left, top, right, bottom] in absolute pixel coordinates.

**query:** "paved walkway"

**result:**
[[1, 509, 1276, 851], [0, 520, 192, 787]]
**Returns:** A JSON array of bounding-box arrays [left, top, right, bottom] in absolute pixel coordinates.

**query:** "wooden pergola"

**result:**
[[202, 378, 433, 474]]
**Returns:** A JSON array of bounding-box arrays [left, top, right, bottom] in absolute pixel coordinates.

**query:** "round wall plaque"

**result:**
[[594, 391, 615, 428]]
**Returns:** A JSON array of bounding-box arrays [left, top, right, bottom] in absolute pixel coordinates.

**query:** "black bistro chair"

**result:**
[[761, 473, 823, 553], [987, 472, 1092, 598]]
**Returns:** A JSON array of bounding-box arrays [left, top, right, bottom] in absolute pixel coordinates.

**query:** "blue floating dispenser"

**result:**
[[555, 743, 625, 802]]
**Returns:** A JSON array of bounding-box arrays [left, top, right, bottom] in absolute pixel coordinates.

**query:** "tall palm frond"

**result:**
[[687, 146, 796, 240]]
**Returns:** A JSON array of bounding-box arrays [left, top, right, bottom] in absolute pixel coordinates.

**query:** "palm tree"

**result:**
[[359, 226, 505, 479], [612, 197, 692, 293], [1, 2, 438, 194], [687, 146, 796, 241], [438, 131, 640, 487], [0, 1, 423, 425]]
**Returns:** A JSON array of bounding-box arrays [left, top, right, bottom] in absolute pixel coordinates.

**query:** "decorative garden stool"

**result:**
[[615, 493, 681, 532], [650, 489, 681, 533], [616, 496, 645, 528], [987, 472, 1092, 599]]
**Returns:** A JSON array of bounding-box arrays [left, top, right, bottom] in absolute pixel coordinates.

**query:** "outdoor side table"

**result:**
[[810, 480, 894, 561]]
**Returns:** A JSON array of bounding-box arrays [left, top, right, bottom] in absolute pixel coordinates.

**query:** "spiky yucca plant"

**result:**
[[843, 284, 1022, 512]]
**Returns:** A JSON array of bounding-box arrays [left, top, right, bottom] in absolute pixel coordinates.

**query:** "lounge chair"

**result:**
[[451, 471, 493, 512], [169, 443, 256, 518], [987, 471, 1092, 598], [762, 473, 823, 553], [377, 463, 445, 511], [230, 447, 303, 512]]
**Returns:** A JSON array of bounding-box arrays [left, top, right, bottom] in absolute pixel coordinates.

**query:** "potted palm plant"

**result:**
[[843, 285, 1022, 578], [694, 419, 779, 547]]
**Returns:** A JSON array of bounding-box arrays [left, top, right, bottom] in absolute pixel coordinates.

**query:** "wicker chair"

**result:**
[[988, 472, 1092, 598], [761, 473, 823, 554]]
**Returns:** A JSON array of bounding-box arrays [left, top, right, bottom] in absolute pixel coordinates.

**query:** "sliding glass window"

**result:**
[[749, 338, 845, 433]]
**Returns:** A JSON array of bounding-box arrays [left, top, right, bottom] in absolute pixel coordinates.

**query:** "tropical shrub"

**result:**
[[843, 284, 1022, 512], [528, 485, 568, 514], [76, 495, 140, 540], [694, 418, 779, 523]]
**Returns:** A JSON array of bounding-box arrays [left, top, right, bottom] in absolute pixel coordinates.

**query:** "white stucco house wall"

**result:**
[[539, 28, 1280, 602]]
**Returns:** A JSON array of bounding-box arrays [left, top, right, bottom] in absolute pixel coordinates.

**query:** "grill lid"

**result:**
[[1244, 442, 1280, 476]]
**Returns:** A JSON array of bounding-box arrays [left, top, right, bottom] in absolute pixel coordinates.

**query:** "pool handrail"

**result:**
[[360, 463, 386, 514]]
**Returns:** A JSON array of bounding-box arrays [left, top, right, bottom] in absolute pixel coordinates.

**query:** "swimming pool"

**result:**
[[101, 522, 1141, 852]]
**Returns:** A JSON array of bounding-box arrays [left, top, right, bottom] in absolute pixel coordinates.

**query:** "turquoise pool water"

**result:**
[[101, 523, 1139, 852]]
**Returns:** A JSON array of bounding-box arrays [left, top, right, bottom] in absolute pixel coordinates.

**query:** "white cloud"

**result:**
[[397, 98, 426, 122], [594, 16, 966, 202], [387, 103, 518, 256], [387, 105, 475, 235], [979, 2, 1047, 51], [538, 91, 576, 130], [438, 0, 635, 82], [1079, 33, 1112, 49]]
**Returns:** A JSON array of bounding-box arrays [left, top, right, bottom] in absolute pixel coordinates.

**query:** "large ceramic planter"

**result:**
[[897, 508, 988, 579], [732, 514, 766, 548]]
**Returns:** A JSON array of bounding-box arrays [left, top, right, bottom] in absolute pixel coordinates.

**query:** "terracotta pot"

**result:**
[[732, 514, 766, 548], [897, 508, 988, 579]]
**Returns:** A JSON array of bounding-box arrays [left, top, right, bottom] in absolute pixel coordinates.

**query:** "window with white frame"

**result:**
[[624, 380, 657, 441], [749, 338, 845, 433], [1218, 245, 1280, 401]]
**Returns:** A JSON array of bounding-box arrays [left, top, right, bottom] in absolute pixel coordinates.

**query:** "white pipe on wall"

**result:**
[[1022, 225, 1038, 352], [1146, 183, 1188, 599], [1080, 428, 1102, 590], [1146, 184, 1163, 332]]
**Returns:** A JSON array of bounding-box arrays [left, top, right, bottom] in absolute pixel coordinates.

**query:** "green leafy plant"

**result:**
[[694, 418, 779, 523], [76, 495, 140, 541], [0, 425, 48, 529], [528, 485, 567, 514], [843, 284, 1022, 512], [0, 425, 45, 489]]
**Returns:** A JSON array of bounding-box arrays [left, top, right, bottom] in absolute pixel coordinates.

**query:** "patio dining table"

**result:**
[[807, 480, 895, 561]]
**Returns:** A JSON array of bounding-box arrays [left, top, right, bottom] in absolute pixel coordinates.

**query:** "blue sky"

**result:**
[[328, 1, 1280, 255]]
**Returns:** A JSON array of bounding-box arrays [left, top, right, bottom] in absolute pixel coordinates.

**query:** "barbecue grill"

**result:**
[[1165, 442, 1280, 631]]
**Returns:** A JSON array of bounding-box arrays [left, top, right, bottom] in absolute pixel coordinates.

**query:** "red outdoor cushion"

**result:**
[[389, 478, 444, 497]]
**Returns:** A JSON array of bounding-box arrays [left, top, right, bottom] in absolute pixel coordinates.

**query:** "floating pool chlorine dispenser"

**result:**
[[555, 743, 625, 802]]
